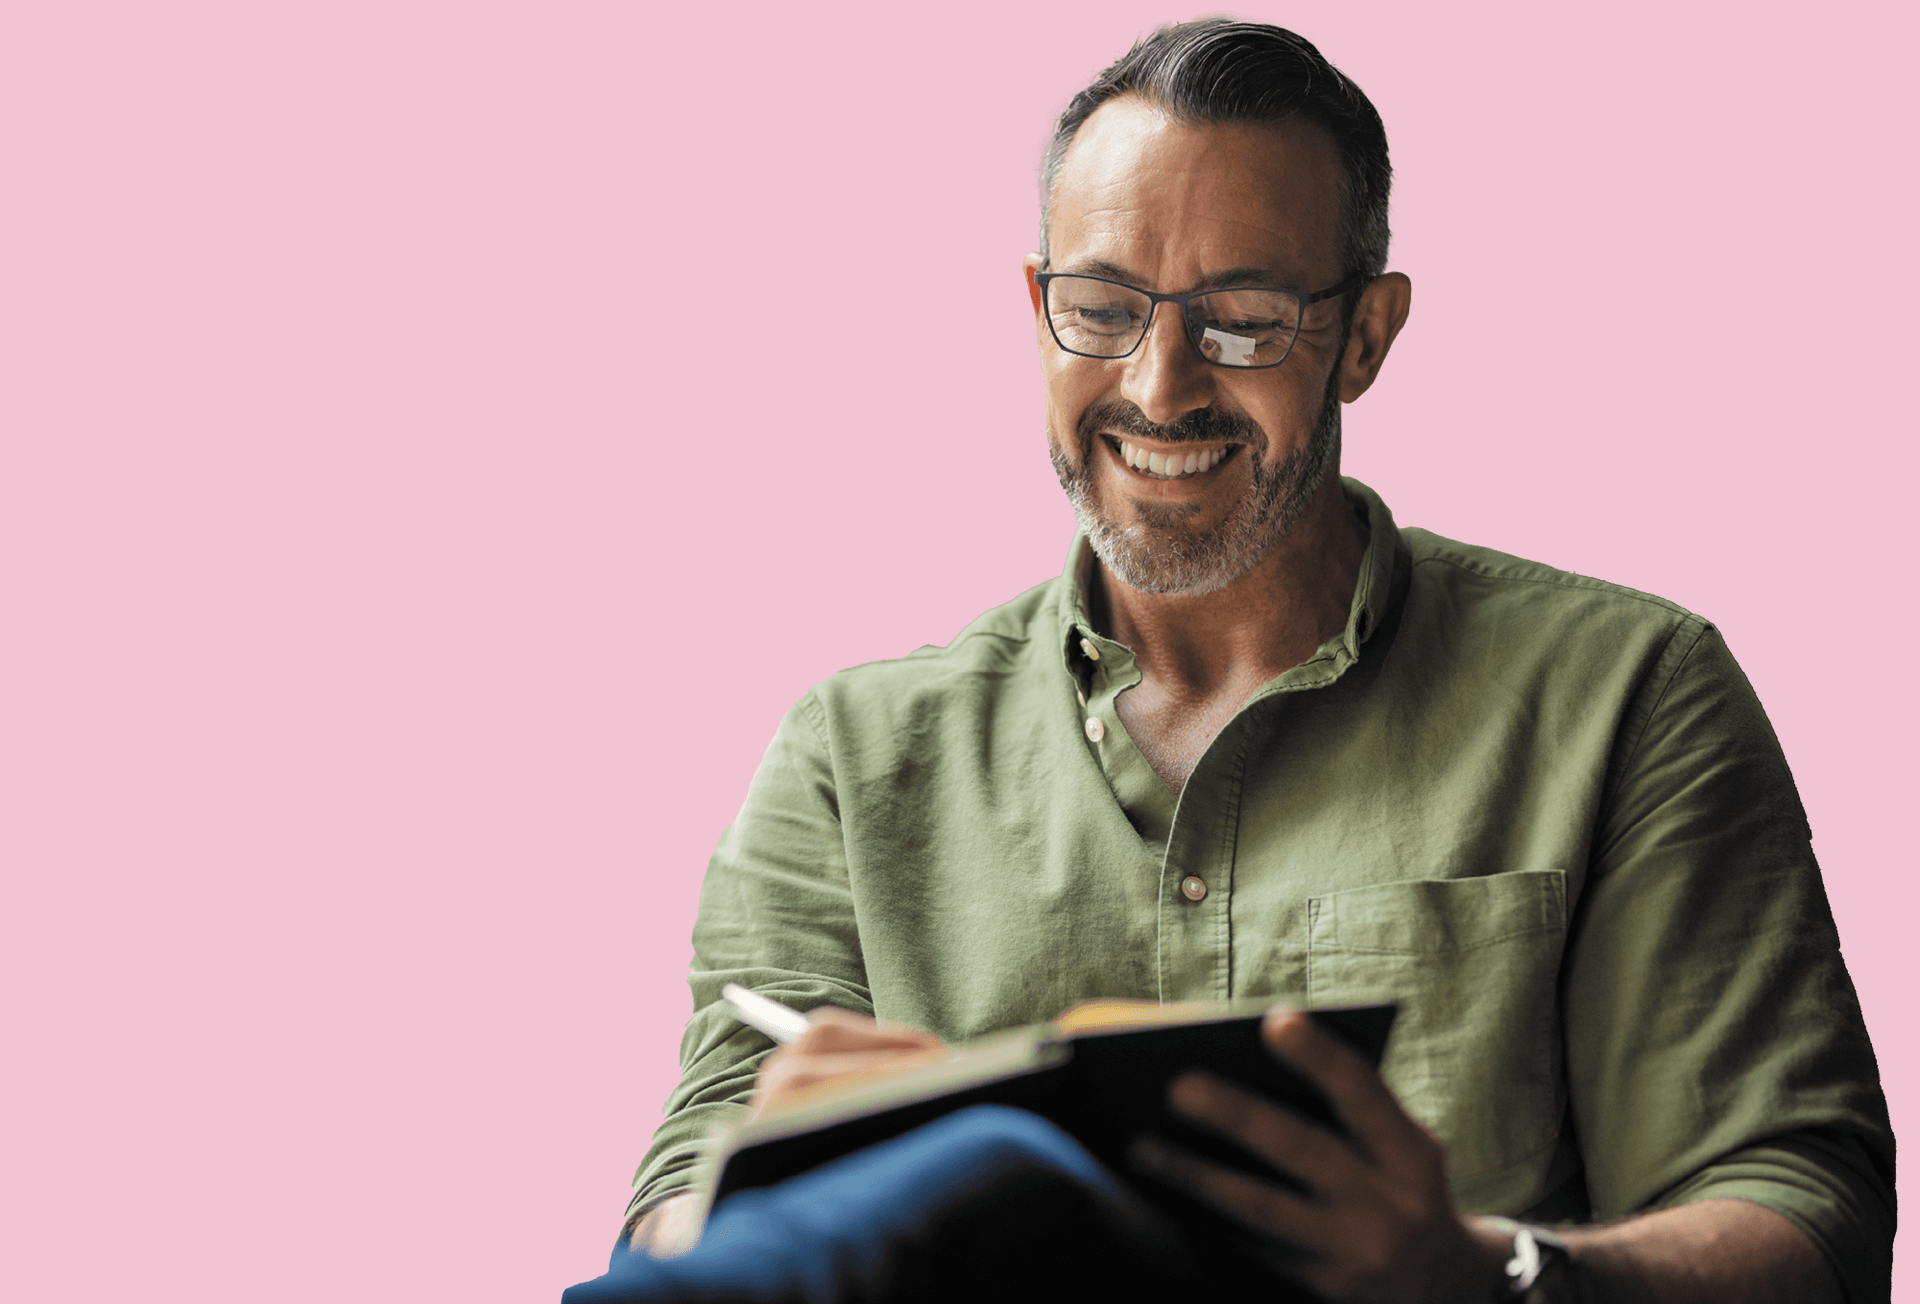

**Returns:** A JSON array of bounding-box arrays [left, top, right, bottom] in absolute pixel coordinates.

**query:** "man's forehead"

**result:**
[[1048, 96, 1344, 287]]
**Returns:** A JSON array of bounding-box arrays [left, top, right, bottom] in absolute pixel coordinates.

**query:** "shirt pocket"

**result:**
[[1306, 870, 1567, 1205]]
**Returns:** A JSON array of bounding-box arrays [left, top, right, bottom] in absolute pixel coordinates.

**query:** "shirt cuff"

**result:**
[[1655, 1127, 1894, 1303], [624, 1099, 752, 1234]]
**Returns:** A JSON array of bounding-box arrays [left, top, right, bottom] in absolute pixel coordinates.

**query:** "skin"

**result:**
[[633, 98, 1844, 1303]]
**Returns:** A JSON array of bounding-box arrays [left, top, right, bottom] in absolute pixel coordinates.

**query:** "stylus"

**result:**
[[720, 983, 812, 1044]]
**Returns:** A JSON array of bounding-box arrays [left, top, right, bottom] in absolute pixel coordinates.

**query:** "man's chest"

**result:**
[[1110, 674, 1264, 796], [836, 694, 1591, 1210], [838, 670, 1607, 1031]]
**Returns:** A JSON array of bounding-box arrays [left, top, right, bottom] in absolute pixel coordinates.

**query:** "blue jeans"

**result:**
[[562, 1106, 1300, 1302]]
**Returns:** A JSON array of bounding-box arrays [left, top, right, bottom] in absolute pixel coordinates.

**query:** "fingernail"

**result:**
[[1263, 1005, 1306, 1038]]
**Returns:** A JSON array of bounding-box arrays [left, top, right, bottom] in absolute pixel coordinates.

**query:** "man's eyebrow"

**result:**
[[1056, 258, 1145, 284], [1055, 259, 1296, 292], [1193, 266, 1294, 291]]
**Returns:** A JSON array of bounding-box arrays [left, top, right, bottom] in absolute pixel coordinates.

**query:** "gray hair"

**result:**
[[1040, 20, 1392, 286]]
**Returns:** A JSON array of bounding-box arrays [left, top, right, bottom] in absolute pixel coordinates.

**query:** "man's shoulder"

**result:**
[[1399, 524, 1706, 635], [803, 574, 1063, 718]]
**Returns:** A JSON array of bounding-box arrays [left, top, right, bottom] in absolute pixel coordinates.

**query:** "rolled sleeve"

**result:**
[[1657, 1128, 1895, 1303]]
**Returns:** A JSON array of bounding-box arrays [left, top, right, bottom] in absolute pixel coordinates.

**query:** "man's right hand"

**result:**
[[751, 1006, 945, 1117]]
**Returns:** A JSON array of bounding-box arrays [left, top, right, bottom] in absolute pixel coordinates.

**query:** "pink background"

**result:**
[[3, 3, 1912, 1299]]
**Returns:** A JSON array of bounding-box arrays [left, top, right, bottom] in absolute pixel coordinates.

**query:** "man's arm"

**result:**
[[1556, 1200, 1838, 1304], [1134, 1007, 1841, 1304], [624, 693, 876, 1227], [1564, 623, 1890, 1296]]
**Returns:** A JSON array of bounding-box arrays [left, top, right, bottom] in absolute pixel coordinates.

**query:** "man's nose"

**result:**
[[1119, 305, 1217, 427]]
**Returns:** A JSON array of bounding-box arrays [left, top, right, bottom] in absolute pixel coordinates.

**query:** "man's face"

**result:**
[[1029, 99, 1353, 595]]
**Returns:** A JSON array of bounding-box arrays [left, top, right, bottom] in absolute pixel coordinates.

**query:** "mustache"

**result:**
[[1077, 399, 1266, 450]]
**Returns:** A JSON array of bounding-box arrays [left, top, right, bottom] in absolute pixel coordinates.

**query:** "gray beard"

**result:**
[[1050, 369, 1342, 597]]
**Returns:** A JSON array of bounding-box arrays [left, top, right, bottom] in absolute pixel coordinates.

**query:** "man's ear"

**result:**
[[1023, 253, 1046, 316], [1338, 271, 1412, 403]]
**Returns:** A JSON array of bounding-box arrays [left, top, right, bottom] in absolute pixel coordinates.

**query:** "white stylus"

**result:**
[[720, 983, 812, 1044]]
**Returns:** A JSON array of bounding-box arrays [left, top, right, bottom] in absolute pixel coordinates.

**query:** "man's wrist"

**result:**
[[628, 1191, 704, 1257], [1477, 1217, 1580, 1304], [1451, 1216, 1527, 1302]]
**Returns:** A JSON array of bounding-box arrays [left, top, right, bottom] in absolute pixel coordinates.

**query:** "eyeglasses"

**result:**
[[1034, 271, 1363, 370]]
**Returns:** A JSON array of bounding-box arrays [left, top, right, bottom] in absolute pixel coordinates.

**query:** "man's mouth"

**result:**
[[1107, 437, 1236, 481]]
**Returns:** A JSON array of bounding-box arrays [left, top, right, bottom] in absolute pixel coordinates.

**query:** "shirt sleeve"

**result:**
[[624, 691, 870, 1229], [1564, 621, 1895, 1300]]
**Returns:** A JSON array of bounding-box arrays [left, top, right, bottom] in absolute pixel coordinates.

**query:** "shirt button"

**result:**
[[1180, 875, 1208, 902], [1079, 637, 1101, 662], [1075, 689, 1087, 708], [1084, 717, 1105, 742]]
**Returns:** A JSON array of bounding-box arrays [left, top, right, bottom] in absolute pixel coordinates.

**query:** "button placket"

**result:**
[[1079, 643, 1111, 745], [1155, 720, 1247, 1002]]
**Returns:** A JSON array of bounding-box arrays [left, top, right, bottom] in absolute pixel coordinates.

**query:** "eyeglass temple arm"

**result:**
[[1303, 272, 1366, 304]]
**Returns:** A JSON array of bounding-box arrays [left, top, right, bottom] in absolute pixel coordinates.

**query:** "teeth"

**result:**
[[1116, 440, 1231, 479]]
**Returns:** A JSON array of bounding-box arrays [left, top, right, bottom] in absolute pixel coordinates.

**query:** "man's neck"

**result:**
[[1087, 476, 1367, 796], [1087, 475, 1367, 698]]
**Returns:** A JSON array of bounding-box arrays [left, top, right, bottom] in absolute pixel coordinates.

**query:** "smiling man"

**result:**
[[576, 21, 1893, 1304]]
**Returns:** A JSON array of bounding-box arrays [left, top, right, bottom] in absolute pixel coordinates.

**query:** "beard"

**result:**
[[1050, 366, 1343, 597]]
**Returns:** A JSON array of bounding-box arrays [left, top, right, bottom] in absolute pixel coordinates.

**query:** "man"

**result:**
[[583, 20, 1893, 1302]]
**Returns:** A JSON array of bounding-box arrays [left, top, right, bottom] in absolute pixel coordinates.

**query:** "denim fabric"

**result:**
[[567, 1105, 1256, 1303]]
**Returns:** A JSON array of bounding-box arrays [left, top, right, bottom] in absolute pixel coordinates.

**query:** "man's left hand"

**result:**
[[1132, 1005, 1510, 1304]]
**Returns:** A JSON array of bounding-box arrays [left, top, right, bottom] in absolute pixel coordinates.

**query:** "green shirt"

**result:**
[[633, 479, 1893, 1299]]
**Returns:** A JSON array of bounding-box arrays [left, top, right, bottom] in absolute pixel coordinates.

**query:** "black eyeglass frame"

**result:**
[[1034, 270, 1365, 370]]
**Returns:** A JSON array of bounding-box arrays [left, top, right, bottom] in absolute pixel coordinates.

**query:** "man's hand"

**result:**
[[751, 1006, 945, 1118], [1131, 1004, 1505, 1303], [1131, 1005, 1843, 1304]]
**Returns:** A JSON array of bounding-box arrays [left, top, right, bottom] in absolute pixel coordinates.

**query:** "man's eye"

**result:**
[[1068, 307, 1139, 334]]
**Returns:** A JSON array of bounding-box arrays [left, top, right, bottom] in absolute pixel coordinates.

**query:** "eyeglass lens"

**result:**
[[1045, 277, 1304, 367]]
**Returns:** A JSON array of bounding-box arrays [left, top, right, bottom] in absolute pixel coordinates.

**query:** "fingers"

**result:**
[[1165, 1071, 1360, 1198], [750, 1006, 946, 1116], [1139, 1007, 1470, 1302], [1261, 1005, 1426, 1162], [760, 1046, 946, 1096], [793, 1005, 945, 1054], [1131, 1133, 1326, 1244]]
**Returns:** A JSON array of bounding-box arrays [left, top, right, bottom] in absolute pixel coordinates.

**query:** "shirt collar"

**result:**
[[1056, 475, 1402, 680]]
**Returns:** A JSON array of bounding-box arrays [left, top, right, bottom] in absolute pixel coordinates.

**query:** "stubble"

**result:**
[[1050, 367, 1343, 597]]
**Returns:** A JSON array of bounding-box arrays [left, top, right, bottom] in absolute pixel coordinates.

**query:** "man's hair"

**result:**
[[1040, 20, 1391, 284]]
